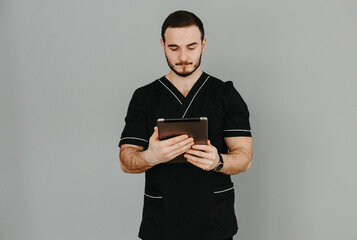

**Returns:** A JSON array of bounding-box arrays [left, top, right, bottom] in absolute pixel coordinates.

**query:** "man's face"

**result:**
[[161, 25, 206, 77]]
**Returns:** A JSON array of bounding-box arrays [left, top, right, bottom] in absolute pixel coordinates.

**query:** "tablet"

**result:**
[[157, 117, 208, 163]]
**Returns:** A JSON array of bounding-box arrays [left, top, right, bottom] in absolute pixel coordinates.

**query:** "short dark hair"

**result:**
[[161, 10, 204, 43]]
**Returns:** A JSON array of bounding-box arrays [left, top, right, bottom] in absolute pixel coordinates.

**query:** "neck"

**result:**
[[166, 68, 203, 96]]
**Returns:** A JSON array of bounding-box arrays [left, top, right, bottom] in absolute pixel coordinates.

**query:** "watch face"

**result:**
[[215, 163, 223, 172]]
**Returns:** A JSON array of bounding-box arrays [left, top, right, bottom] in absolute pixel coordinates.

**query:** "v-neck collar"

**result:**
[[160, 72, 209, 104], [158, 72, 210, 118]]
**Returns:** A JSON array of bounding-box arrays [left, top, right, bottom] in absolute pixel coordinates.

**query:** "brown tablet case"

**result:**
[[157, 117, 208, 163]]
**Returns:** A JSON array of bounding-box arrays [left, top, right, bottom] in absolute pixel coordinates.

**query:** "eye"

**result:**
[[170, 47, 178, 51], [188, 47, 196, 50]]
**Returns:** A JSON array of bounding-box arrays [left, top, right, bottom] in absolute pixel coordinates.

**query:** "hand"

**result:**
[[184, 140, 220, 171], [144, 127, 194, 166]]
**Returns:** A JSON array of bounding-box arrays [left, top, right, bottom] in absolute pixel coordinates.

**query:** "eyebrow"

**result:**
[[187, 42, 198, 47], [167, 42, 199, 48]]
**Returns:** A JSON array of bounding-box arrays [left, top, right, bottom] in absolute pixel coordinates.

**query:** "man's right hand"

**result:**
[[143, 126, 194, 167]]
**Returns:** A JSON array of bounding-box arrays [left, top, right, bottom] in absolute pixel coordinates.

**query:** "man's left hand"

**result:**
[[184, 140, 220, 171]]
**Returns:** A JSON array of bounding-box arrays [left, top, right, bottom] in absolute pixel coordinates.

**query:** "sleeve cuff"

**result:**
[[118, 137, 149, 148], [223, 129, 252, 137]]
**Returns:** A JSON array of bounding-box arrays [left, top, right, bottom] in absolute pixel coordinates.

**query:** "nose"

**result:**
[[178, 49, 188, 62]]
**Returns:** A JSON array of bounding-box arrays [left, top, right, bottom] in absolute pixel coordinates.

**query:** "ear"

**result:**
[[160, 38, 165, 51], [201, 38, 207, 53]]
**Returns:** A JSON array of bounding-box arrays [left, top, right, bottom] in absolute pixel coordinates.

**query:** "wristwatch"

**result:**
[[213, 153, 224, 172]]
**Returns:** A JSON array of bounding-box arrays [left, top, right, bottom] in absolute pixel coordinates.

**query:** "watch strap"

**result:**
[[213, 153, 224, 172]]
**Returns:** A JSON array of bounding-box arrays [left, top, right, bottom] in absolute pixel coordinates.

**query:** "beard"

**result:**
[[165, 53, 202, 77]]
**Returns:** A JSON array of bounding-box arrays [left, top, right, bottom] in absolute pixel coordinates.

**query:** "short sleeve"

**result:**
[[223, 81, 252, 137], [118, 88, 149, 148]]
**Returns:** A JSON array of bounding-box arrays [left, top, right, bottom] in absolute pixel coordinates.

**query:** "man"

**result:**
[[119, 10, 252, 240]]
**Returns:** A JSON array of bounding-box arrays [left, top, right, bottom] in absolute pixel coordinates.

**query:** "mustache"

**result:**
[[175, 61, 193, 66]]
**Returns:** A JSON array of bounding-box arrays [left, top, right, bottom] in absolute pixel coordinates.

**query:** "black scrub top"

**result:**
[[119, 72, 251, 240]]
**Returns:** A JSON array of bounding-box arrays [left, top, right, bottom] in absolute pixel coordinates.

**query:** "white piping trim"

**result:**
[[120, 137, 148, 142], [144, 193, 163, 199], [158, 79, 183, 105], [213, 186, 234, 194], [182, 76, 210, 118], [223, 129, 251, 132]]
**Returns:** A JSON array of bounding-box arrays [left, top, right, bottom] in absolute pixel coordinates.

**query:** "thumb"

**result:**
[[208, 140, 211, 145], [150, 126, 159, 141]]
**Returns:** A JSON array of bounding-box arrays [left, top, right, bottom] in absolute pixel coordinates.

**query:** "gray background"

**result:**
[[1, 0, 356, 239]]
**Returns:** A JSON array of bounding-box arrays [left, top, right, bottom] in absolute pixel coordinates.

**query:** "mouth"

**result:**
[[176, 63, 192, 67]]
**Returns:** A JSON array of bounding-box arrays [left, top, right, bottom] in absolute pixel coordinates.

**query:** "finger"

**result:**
[[184, 154, 211, 165], [185, 149, 208, 158], [161, 134, 189, 147], [192, 144, 211, 152], [167, 138, 194, 154], [208, 140, 211, 145], [169, 141, 194, 159], [186, 157, 211, 171]]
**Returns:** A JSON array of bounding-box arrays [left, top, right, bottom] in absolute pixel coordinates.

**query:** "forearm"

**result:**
[[219, 148, 252, 175], [119, 147, 154, 174]]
